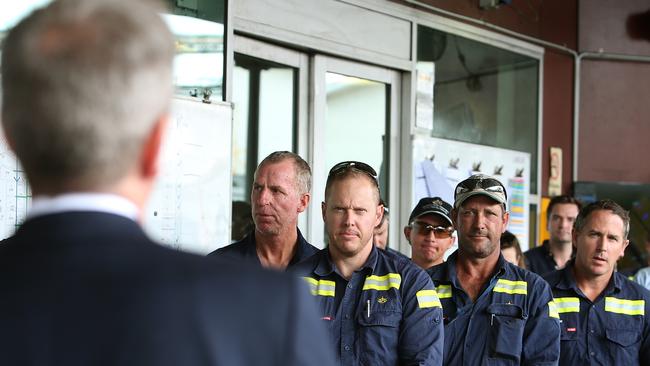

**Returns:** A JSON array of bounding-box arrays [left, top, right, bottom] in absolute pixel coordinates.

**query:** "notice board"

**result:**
[[0, 97, 232, 255]]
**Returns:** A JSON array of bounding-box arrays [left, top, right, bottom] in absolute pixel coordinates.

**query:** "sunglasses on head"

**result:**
[[455, 177, 507, 200], [411, 221, 454, 239], [328, 161, 378, 182]]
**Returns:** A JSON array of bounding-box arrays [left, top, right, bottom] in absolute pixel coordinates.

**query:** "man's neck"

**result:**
[[331, 242, 373, 280], [548, 239, 573, 268], [573, 265, 612, 302], [255, 228, 298, 270], [455, 250, 500, 301], [413, 256, 441, 271]]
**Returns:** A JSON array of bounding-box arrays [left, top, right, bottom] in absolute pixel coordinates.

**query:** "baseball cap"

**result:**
[[408, 197, 453, 226], [454, 174, 507, 209]]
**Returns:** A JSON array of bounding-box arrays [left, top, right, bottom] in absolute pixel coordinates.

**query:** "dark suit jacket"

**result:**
[[0, 212, 334, 366]]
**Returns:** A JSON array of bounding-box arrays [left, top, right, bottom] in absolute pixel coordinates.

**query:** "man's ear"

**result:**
[[297, 192, 311, 213], [403, 226, 412, 243], [141, 115, 168, 179]]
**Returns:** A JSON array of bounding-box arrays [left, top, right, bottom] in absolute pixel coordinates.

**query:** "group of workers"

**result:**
[[0, 0, 648, 365]]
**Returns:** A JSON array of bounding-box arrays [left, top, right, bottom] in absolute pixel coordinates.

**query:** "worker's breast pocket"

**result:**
[[355, 290, 402, 365], [604, 316, 642, 364], [486, 303, 526, 365]]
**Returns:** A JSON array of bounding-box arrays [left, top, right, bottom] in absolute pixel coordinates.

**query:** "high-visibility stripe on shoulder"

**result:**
[[416, 289, 442, 309], [363, 273, 401, 291], [548, 301, 560, 319], [554, 297, 580, 313], [436, 284, 452, 299], [493, 279, 527, 295], [605, 297, 645, 316], [302, 277, 335, 297]]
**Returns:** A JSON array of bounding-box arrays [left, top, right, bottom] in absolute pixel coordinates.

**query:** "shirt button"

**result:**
[[344, 314, 350, 319], [590, 351, 595, 356], [347, 284, 353, 289], [344, 345, 351, 351], [590, 329, 595, 334]]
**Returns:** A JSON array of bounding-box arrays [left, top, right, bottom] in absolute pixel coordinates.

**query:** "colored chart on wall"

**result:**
[[412, 136, 531, 251]]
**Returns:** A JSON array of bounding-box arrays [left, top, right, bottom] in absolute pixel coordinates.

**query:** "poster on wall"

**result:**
[[412, 136, 531, 251]]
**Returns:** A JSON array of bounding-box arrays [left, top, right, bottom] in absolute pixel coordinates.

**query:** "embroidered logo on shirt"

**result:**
[[567, 327, 576, 332], [378, 296, 388, 304]]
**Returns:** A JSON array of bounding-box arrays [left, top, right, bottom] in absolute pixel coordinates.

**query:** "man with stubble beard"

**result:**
[[428, 174, 560, 365], [295, 161, 444, 366]]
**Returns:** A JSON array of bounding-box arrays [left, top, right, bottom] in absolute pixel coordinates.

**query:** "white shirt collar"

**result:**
[[27, 193, 139, 221]]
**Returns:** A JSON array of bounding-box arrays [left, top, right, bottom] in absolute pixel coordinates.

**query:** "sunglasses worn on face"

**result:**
[[411, 221, 454, 239], [328, 161, 378, 182]]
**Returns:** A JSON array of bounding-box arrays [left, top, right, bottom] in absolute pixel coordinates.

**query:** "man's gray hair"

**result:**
[[257, 151, 311, 195], [1, 0, 174, 192]]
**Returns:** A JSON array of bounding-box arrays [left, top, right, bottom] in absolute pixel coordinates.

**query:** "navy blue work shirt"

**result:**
[[293, 245, 444, 366], [208, 228, 318, 269], [543, 262, 650, 365], [427, 250, 560, 365], [524, 240, 561, 276]]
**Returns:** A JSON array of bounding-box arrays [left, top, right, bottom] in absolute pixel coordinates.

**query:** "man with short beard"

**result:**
[[428, 174, 560, 365], [210, 151, 318, 270], [295, 161, 444, 365]]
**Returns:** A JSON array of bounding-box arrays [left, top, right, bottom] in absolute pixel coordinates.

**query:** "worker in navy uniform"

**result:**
[[404, 197, 456, 270], [294, 161, 444, 365], [0, 1, 334, 365], [525, 195, 581, 276], [373, 201, 409, 259], [209, 151, 318, 270], [428, 174, 560, 365], [543, 199, 650, 365]]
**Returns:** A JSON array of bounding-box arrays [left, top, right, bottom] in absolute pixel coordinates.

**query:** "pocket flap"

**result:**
[[487, 303, 524, 318], [358, 310, 401, 327], [605, 328, 640, 347]]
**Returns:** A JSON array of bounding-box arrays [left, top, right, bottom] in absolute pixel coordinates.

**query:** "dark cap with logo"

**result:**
[[408, 197, 453, 226], [454, 174, 507, 209]]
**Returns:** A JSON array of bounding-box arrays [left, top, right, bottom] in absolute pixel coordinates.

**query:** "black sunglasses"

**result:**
[[411, 221, 454, 239], [328, 161, 378, 182]]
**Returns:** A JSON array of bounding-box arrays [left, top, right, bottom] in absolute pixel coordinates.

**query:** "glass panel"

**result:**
[[324, 72, 389, 199], [231, 53, 296, 240], [417, 25, 539, 194]]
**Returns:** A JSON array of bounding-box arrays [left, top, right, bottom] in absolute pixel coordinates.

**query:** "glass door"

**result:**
[[309, 56, 401, 250]]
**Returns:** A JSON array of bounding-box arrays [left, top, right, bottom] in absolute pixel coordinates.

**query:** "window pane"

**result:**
[[165, 0, 225, 100], [417, 25, 539, 194]]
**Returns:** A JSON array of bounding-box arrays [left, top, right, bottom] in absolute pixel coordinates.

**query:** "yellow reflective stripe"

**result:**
[[363, 273, 401, 291], [493, 279, 527, 295], [554, 297, 580, 313], [416, 289, 442, 309], [436, 284, 452, 299], [605, 297, 645, 316], [302, 277, 335, 297], [548, 301, 560, 319]]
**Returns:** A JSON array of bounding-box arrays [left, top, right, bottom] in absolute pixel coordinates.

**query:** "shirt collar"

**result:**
[[28, 193, 139, 221], [314, 244, 378, 277], [556, 260, 621, 295]]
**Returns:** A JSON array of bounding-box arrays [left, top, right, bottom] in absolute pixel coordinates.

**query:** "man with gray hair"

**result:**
[[210, 151, 318, 270], [0, 1, 333, 365], [543, 199, 650, 364]]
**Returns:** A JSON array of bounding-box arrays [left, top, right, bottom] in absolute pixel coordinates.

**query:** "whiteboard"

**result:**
[[143, 97, 232, 255], [0, 97, 232, 255]]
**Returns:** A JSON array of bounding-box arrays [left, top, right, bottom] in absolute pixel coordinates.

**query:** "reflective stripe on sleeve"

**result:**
[[362, 273, 401, 291], [435, 284, 452, 299], [554, 297, 580, 313], [303, 277, 335, 297], [416, 289, 442, 309], [548, 301, 560, 319], [605, 297, 645, 316], [493, 279, 527, 295]]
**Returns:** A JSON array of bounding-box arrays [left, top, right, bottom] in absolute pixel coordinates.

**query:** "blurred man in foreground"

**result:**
[[0, 1, 333, 365]]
